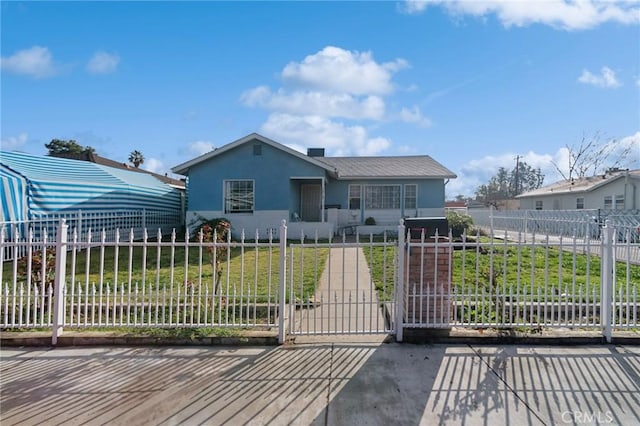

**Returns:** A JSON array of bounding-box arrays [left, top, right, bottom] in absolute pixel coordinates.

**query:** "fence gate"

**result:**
[[286, 238, 396, 337]]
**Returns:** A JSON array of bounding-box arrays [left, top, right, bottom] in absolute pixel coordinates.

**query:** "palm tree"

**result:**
[[128, 150, 145, 168]]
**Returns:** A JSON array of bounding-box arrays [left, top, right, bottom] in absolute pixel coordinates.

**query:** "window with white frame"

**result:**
[[365, 185, 401, 209], [615, 194, 624, 210], [604, 195, 612, 210], [404, 184, 417, 209], [535, 200, 543, 210], [576, 197, 584, 209], [224, 180, 254, 213], [348, 184, 361, 209]]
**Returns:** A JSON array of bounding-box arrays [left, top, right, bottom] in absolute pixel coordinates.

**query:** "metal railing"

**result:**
[[469, 208, 640, 243], [1, 209, 183, 261], [401, 227, 638, 341], [1, 220, 637, 344]]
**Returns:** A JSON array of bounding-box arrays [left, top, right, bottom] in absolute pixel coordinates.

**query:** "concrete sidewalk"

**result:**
[[2, 342, 639, 425], [295, 247, 388, 335]]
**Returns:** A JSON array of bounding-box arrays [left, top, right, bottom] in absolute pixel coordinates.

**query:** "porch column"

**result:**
[[321, 178, 325, 223]]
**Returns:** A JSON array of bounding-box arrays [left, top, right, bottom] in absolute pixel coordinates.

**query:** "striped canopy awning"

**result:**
[[0, 150, 182, 224]]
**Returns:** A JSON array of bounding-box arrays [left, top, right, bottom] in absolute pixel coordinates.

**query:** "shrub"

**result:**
[[190, 217, 231, 294], [17, 250, 56, 290], [365, 217, 376, 225], [446, 211, 473, 238]]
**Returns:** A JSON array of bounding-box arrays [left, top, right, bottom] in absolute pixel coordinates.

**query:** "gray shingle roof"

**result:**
[[517, 169, 640, 198], [316, 156, 456, 179]]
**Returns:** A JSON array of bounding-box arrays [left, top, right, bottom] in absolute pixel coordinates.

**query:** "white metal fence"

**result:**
[[1, 209, 183, 261], [1, 219, 638, 344], [469, 208, 640, 242], [402, 229, 639, 338]]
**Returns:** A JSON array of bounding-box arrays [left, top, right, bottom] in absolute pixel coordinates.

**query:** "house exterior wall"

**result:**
[[183, 137, 450, 237], [324, 178, 445, 224], [186, 140, 328, 213], [519, 175, 639, 211]]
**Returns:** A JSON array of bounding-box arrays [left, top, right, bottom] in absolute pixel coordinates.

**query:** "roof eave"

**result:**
[[335, 174, 457, 180], [518, 174, 630, 198]]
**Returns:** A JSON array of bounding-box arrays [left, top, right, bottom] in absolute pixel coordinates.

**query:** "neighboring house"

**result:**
[[0, 150, 183, 227], [444, 201, 468, 214], [517, 168, 640, 211], [172, 133, 456, 238]]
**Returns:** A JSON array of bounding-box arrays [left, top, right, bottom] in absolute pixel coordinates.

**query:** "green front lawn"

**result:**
[[3, 243, 329, 303]]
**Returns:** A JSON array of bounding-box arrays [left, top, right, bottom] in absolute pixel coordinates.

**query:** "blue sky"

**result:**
[[2, 1, 639, 197]]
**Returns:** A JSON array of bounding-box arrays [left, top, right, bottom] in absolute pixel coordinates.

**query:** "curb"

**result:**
[[1, 332, 279, 347], [3, 331, 640, 347], [401, 328, 640, 345]]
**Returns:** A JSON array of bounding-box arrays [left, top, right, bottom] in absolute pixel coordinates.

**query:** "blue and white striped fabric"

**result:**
[[0, 150, 181, 222], [0, 162, 28, 225]]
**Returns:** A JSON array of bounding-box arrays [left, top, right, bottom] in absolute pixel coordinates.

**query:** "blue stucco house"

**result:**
[[172, 133, 456, 238]]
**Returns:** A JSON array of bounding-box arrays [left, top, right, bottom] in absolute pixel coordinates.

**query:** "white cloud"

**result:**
[[578, 66, 621, 88], [614, 131, 640, 167], [447, 131, 640, 197], [261, 113, 391, 156], [86, 51, 120, 74], [1, 133, 28, 150], [241, 86, 385, 120], [401, 0, 429, 15], [241, 46, 429, 154], [447, 150, 560, 197], [281, 46, 408, 95], [1, 46, 57, 78], [187, 141, 215, 157], [399, 106, 432, 127], [403, 0, 640, 30], [142, 158, 165, 174]]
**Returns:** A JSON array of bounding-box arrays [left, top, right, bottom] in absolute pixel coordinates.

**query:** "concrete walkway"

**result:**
[[294, 247, 388, 335], [2, 343, 640, 425]]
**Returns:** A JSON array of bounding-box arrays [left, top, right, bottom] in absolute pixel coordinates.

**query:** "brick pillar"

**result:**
[[405, 235, 452, 325]]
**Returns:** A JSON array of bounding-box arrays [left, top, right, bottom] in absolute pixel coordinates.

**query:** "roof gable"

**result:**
[[172, 133, 337, 176]]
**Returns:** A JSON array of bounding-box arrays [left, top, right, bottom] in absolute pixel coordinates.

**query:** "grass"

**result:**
[[451, 238, 640, 299], [3, 242, 330, 303], [365, 238, 640, 301], [361, 242, 396, 301]]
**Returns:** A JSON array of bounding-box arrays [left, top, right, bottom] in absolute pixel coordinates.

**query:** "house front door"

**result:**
[[300, 184, 321, 222]]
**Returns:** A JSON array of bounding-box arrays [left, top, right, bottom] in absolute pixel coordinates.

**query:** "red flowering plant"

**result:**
[[191, 217, 231, 294], [17, 249, 56, 292]]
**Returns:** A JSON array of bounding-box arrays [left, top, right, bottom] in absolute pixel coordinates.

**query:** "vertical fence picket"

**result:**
[[278, 221, 287, 344], [239, 230, 246, 326], [169, 229, 175, 326], [85, 284, 91, 328], [197, 230, 203, 326], [91, 284, 96, 325], [183, 229, 189, 326], [268, 229, 273, 326], [156, 229, 162, 326]]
